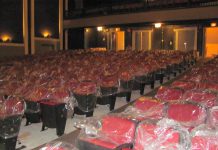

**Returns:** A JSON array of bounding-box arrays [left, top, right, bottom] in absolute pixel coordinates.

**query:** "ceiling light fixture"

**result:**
[[154, 23, 162, 28], [97, 26, 103, 31], [211, 22, 217, 27]]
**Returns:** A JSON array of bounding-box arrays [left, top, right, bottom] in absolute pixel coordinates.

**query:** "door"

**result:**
[[205, 27, 218, 58], [132, 30, 152, 51], [174, 27, 197, 51]]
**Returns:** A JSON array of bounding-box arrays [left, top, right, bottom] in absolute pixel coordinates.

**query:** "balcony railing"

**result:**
[[65, 0, 218, 19]]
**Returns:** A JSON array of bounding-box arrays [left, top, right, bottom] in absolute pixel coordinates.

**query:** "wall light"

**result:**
[[154, 23, 162, 28], [211, 22, 217, 27], [97, 26, 103, 31], [42, 30, 51, 38], [85, 28, 89, 32], [1, 35, 12, 42], [115, 28, 120, 32]]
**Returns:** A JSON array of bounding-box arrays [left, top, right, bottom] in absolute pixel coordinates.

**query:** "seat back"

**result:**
[[167, 102, 206, 128], [209, 106, 218, 128], [133, 119, 190, 150], [133, 97, 165, 120], [191, 125, 218, 150], [101, 115, 137, 144], [155, 86, 183, 102], [183, 90, 217, 108], [171, 80, 196, 91]]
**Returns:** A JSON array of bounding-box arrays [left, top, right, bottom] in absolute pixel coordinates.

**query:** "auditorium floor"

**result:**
[[16, 79, 164, 150]]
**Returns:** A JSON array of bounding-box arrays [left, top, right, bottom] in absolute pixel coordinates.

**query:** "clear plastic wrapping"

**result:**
[[73, 81, 97, 112], [0, 96, 25, 139], [119, 97, 165, 121], [208, 106, 218, 129], [167, 102, 207, 129], [191, 124, 218, 150], [182, 89, 218, 108], [133, 118, 190, 150], [171, 80, 196, 91], [155, 86, 184, 102], [76, 114, 136, 150], [40, 141, 78, 150]]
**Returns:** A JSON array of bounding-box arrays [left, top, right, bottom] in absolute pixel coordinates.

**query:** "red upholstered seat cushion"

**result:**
[[134, 123, 180, 150], [191, 136, 218, 150], [167, 103, 206, 127], [134, 97, 165, 119], [82, 115, 136, 149], [171, 80, 196, 91], [155, 86, 183, 102], [40, 100, 63, 106], [209, 107, 218, 127], [183, 90, 217, 108], [0, 97, 24, 117], [198, 82, 218, 93]]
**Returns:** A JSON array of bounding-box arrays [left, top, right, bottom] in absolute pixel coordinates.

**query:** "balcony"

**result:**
[[65, 0, 218, 19]]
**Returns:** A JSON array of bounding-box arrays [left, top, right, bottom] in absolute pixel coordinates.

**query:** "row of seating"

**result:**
[[76, 99, 218, 149], [75, 56, 218, 150]]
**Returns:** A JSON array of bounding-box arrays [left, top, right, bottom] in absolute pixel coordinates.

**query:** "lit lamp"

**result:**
[[154, 23, 162, 28], [85, 28, 89, 32], [42, 31, 51, 38], [1, 35, 12, 42], [97, 26, 103, 32], [211, 22, 217, 27]]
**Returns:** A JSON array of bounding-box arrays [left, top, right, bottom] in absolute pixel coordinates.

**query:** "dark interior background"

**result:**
[[0, 0, 23, 43], [35, 0, 59, 38]]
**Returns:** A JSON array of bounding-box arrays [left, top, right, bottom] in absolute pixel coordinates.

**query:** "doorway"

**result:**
[[132, 30, 152, 51], [205, 27, 218, 58]]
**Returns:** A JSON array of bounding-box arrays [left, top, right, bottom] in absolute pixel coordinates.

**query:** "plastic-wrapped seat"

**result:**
[[40, 87, 71, 136], [191, 124, 218, 150], [171, 80, 196, 91], [97, 75, 118, 111], [155, 86, 184, 102], [0, 96, 25, 150], [122, 97, 165, 121], [198, 82, 218, 93], [40, 141, 78, 150], [167, 102, 207, 130], [182, 89, 217, 108], [73, 81, 97, 117], [208, 106, 218, 128], [77, 115, 137, 150], [132, 118, 190, 150]]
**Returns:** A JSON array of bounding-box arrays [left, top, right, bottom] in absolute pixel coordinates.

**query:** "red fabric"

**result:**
[[191, 136, 218, 150], [73, 81, 96, 95], [134, 97, 164, 119], [40, 100, 61, 106], [183, 90, 217, 108], [198, 82, 218, 92], [0, 97, 24, 117], [167, 103, 205, 126], [171, 80, 196, 91], [83, 115, 136, 149], [134, 123, 180, 150], [155, 86, 183, 102]]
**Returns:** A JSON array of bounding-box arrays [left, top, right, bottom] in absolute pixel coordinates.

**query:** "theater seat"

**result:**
[[171, 80, 196, 91], [167, 102, 206, 130], [132, 119, 190, 150], [209, 106, 218, 128], [155, 86, 184, 102], [132, 97, 165, 120], [198, 82, 218, 93], [191, 125, 218, 150], [182, 90, 217, 108], [77, 115, 137, 150]]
